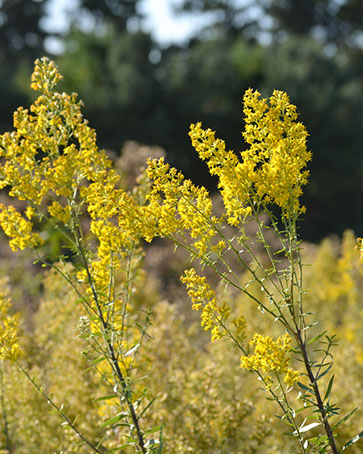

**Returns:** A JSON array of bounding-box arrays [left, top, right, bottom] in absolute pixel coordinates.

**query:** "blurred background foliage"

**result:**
[[0, 212, 362, 453], [0, 0, 362, 240]]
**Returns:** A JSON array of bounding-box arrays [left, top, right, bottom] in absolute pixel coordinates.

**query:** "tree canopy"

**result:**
[[0, 0, 362, 240]]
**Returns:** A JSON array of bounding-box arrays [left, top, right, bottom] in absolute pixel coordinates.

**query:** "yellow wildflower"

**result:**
[[188, 89, 311, 226], [243, 89, 311, 215], [240, 333, 299, 388], [145, 157, 217, 255], [0, 204, 43, 251], [48, 201, 71, 224], [181, 268, 230, 341]]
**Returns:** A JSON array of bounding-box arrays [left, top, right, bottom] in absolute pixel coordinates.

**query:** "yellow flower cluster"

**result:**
[[0, 58, 151, 316], [189, 122, 253, 226], [243, 89, 311, 215], [0, 57, 118, 249], [0, 203, 43, 251], [0, 286, 22, 361], [30, 57, 63, 94], [240, 333, 299, 387], [145, 157, 218, 255], [188, 89, 311, 225], [82, 178, 149, 312], [181, 268, 230, 341]]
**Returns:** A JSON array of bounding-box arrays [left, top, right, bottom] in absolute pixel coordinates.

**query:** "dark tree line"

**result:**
[[0, 0, 362, 240]]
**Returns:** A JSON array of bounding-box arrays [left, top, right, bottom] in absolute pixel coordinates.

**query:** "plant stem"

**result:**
[[296, 330, 339, 454], [71, 215, 147, 454], [16, 361, 104, 454]]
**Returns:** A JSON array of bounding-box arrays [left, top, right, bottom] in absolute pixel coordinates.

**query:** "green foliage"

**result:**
[[57, 26, 161, 153]]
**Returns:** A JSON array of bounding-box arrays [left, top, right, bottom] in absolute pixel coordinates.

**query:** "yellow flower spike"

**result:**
[[242, 89, 311, 216], [181, 269, 230, 342], [25, 206, 35, 220], [240, 333, 299, 388], [48, 201, 71, 224], [145, 157, 216, 249], [233, 316, 247, 341], [30, 57, 63, 93], [284, 368, 300, 387], [187, 90, 311, 227]]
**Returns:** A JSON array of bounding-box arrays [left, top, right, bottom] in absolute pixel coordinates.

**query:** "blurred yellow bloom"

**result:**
[[0, 286, 22, 361]]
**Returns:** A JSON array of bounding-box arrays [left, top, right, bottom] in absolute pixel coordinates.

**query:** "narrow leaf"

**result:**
[[333, 408, 358, 429], [100, 412, 128, 428], [297, 382, 314, 394], [93, 394, 118, 403], [124, 344, 140, 357], [297, 422, 321, 433], [342, 431, 363, 451], [323, 375, 334, 402], [308, 331, 327, 345], [315, 363, 333, 382], [145, 425, 161, 434]]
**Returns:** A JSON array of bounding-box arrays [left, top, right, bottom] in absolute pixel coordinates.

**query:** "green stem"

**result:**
[[70, 212, 147, 454], [16, 361, 104, 454], [296, 330, 339, 454]]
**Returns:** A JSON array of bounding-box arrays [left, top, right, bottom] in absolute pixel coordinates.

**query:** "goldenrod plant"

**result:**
[[143, 90, 362, 453], [0, 57, 161, 453], [0, 57, 361, 454]]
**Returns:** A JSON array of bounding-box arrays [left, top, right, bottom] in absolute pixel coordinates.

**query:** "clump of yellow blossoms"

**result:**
[[0, 57, 112, 250], [181, 268, 230, 341], [0, 283, 22, 361], [0, 57, 148, 313], [0, 204, 42, 251], [240, 333, 299, 388], [145, 157, 218, 255], [188, 89, 311, 225]]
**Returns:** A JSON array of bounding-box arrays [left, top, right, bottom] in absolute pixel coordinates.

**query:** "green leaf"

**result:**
[[139, 396, 158, 419], [302, 321, 320, 331], [145, 426, 161, 434], [297, 382, 314, 394], [308, 435, 328, 446], [342, 431, 363, 451], [91, 356, 105, 365], [100, 412, 128, 428], [323, 375, 334, 402], [93, 394, 118, 403], [333, 408, 358, 429], [308, 331, 327, 345], [314, 363, 333, 382]]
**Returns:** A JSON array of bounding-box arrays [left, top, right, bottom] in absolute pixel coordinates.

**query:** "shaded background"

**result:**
[[1, 0, 362, 240]]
